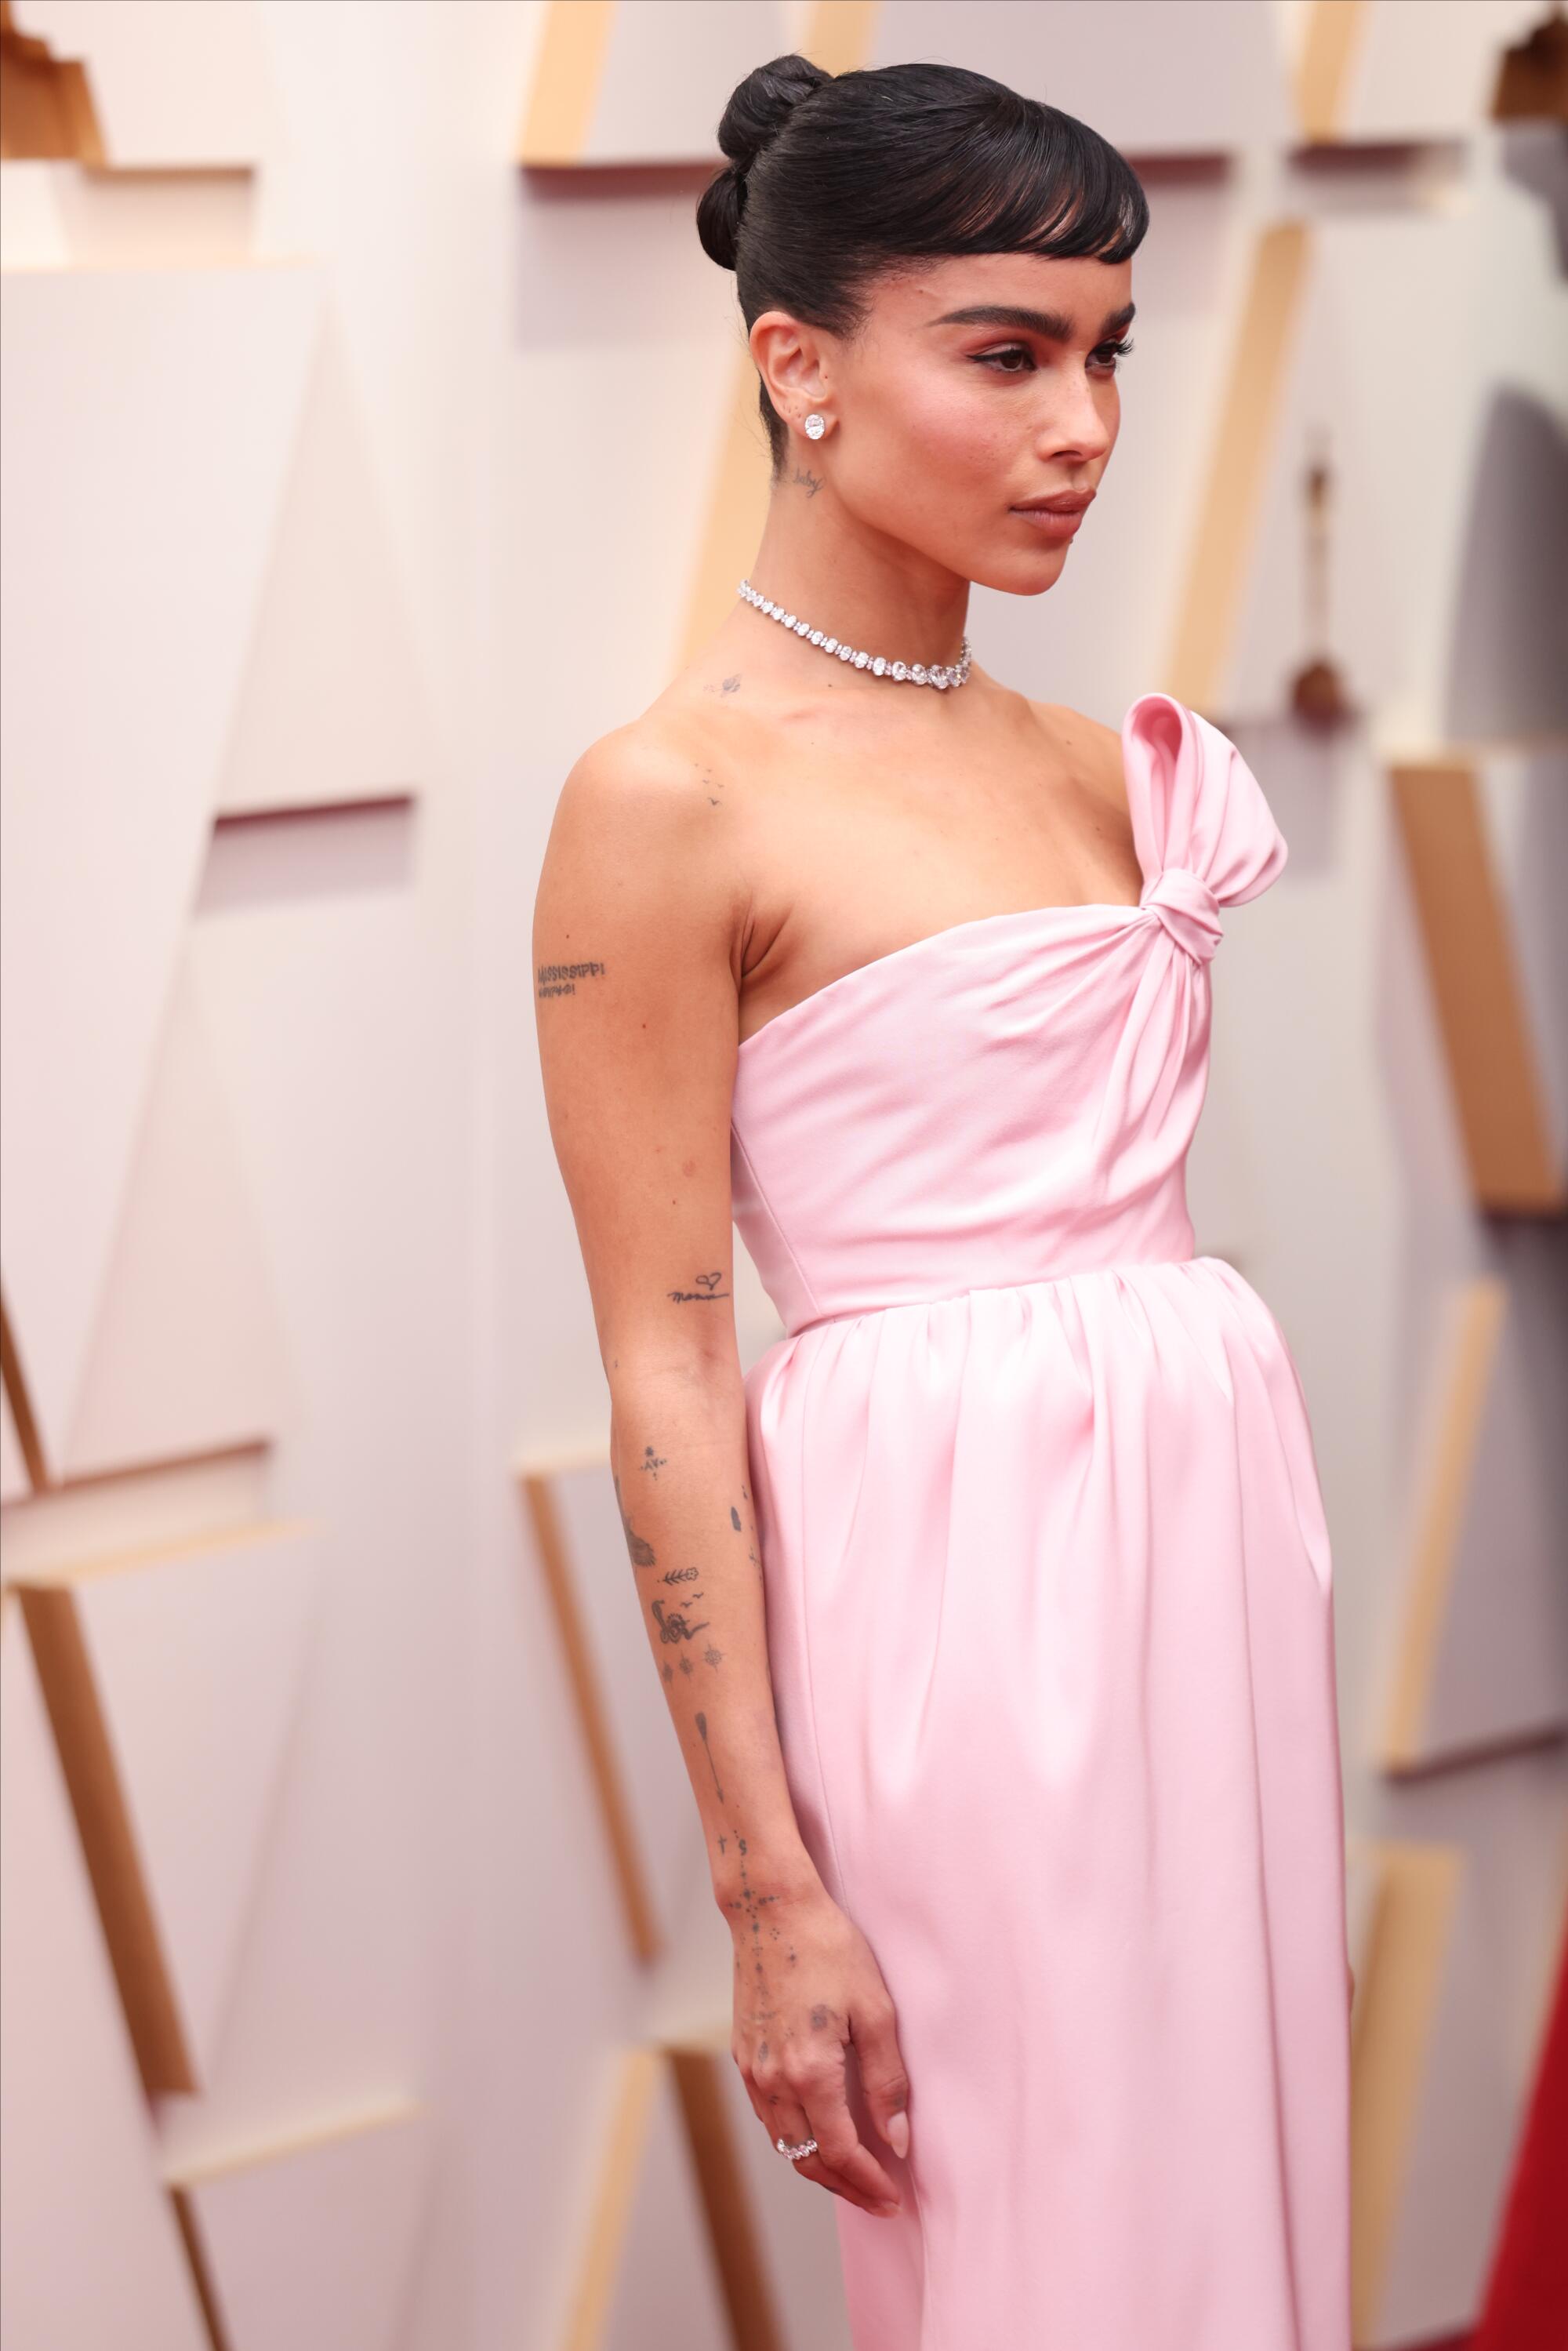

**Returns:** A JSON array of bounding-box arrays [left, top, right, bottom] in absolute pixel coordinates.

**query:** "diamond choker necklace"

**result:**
[[737, 578, 973, 689]]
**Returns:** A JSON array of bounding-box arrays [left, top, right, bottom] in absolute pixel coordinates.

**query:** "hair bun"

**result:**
[[697, 52, 830, 271], [717, 52, 830, 174]]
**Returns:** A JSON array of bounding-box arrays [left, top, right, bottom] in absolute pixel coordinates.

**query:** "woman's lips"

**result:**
[[1011, 503, 1087, 541]]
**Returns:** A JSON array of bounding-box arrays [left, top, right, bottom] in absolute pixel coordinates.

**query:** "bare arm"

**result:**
[[533, 727, 910, 2212], [532, 728, 815, 1907]]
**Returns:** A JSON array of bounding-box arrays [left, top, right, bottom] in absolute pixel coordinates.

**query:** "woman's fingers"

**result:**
[[744, 2084, 891, 2215], [794, 2048, 902, 2213], [850, 1993, 912, 2160], [742, 2056, 902, 2217]]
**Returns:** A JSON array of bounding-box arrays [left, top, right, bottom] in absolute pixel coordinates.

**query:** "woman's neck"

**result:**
[[742, 481, 972, 676]]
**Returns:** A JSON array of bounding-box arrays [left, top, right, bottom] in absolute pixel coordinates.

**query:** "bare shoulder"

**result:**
[[543, 700, 752, 884], [1022, 697, 1130, 818], [537, 704, 748, 939], [549, 705, 734, 842]]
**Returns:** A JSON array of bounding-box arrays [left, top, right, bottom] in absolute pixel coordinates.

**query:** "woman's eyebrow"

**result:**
[[926, 301, 1137, 340]]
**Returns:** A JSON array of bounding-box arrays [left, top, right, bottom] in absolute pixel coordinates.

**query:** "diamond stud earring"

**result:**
[[803, 412, 827, 441]]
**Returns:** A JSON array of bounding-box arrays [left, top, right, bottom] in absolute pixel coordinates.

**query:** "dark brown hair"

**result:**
[[697, 54, 1149, 474]]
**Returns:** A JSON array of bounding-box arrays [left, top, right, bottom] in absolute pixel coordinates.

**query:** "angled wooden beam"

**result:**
[[559, 2036, 786, 2351], [520, 1467, 665, 1965], [1380, 1277, 1505, 1773], [518, 0, 615, 166], [1166, 219, 1312, 714], [800, 0, 881, 75], [1295, 0, 1371, 144], [0, 1281, 49, 1492], [666, 2035, 786, 2351], [1349, 1840, 1465, 2344], [0, 0, 104, 163], [16, 1581, 197, 2092], [1391, 759, 1564, 1213], [560, 2046, 665, 2351]]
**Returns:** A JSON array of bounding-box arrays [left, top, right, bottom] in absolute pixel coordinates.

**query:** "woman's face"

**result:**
[[753, 249, 1134, 594]]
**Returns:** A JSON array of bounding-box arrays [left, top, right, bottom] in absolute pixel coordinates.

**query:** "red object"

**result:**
[[1469, 1907, 1568, 2349]]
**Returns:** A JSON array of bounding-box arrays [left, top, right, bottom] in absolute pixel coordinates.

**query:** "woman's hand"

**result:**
[[729, 1879, 912, 2218]]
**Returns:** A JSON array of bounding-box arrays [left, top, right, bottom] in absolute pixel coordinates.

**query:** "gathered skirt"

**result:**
[[743, 1254, 1353, 2351]]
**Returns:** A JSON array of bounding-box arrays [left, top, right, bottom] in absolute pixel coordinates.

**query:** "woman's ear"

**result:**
[[749, 311, 833, 426]]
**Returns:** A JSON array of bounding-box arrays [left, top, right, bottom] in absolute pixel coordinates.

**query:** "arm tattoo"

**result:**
[[695, 1711, 724, 1800], [651, 1597, 710, 1643], [667, 1270, 731, 1304], [536, 958, 605, 997], [612, 1472, 655, 1566]]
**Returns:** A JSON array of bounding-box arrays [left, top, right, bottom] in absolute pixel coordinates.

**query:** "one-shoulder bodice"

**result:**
[[729, 691, 1289, 1336]]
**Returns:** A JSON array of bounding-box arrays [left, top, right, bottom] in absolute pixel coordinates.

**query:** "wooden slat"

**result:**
[[1295, 0, 1371, 144], [1165, 220, 1312, 715], [1380, 1277, 1505, 1772], [517, 0, 615, 167], [0, 1282, 49, 1492], [15, 1583, 196, 2094], [677, 353, 775, 672], [520, 1470, 664, 1964], [800, 0, 881, 76], [1392, 760, 1563, 1212], [1349, 1840, 1465, 2343], [560, 2047, 664, 2351], [0, 0, 105, 164], [666, 2039, 785, 2351]]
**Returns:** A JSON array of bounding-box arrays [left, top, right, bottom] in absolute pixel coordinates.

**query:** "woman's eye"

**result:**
[[972, 338, 1134, 377]]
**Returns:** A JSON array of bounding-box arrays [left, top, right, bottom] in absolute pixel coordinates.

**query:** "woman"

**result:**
[[534, 53, 1352, 2350]]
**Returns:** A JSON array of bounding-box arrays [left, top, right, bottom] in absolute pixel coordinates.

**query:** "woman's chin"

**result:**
[[968, 546, 1073, 597]]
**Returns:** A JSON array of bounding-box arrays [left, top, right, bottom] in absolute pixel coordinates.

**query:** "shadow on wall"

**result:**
[[1446, 383, 1568, 743]]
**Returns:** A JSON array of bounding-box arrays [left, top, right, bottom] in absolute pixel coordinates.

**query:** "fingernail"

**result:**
[[877, 2200, 902, 2218], [886, 2110, 910, 2159]]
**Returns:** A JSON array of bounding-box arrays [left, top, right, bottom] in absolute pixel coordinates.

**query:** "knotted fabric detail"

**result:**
[[1139, 866, 1223, 965]]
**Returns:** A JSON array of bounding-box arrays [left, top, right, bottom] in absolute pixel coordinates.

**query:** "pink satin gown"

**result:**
[[729, 692, 1352, 2349]]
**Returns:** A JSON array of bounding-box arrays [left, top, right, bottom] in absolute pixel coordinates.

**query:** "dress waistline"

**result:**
[[787, 1254, 1207, 1340]]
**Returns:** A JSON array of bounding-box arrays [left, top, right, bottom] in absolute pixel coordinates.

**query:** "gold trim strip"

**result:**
[[521, 1470, 665, 1965], [518, 0, 616, 167], [1296, 0, 1370, 145], [1349, 1841, 1464, 2340], [800, 1, 881, 75], [1166, 220, 1312, 714], [1391, 760, 1563, 1212], [1380, 1277, 1506, 1770]]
